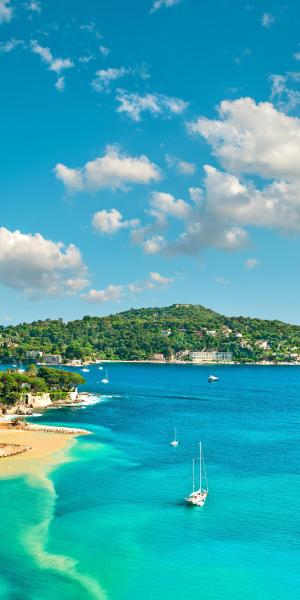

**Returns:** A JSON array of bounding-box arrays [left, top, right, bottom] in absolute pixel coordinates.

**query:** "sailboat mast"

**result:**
[[175, 427, 177, 442], [199, 442, 202, 493], [192, 458, 195, 493]]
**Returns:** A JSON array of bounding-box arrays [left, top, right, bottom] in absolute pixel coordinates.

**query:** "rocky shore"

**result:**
[[0, 442, 32, 458]]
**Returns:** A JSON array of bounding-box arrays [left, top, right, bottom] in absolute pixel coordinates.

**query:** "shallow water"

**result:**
[[0, 363, 299, 599]]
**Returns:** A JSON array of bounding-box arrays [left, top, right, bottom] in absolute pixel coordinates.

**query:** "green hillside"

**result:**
[[0, 304, 299, 363]]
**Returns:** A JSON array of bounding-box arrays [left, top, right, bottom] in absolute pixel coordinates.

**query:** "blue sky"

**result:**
[[1, 0, 300, 324]]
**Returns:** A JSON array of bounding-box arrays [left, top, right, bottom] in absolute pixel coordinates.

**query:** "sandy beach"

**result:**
[[0, 423, 90, 477]]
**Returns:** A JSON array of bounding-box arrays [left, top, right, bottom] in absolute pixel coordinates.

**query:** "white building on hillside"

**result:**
[[189, 351, 233, 363], [43, 354, 62, 366]]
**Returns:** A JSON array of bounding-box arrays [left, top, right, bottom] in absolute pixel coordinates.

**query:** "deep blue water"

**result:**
[[0, 363, 299, 600]]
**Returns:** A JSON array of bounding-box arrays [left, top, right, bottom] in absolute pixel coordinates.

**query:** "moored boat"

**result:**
[[170, 427, 179, 447], [186, 442, 208, 506], [101, 369, 109, 384]]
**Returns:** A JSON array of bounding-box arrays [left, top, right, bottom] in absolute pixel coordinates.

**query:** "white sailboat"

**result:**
[[82, 367, 90, 373], [208, 375, 218, 382], [186, 442, 208, 506], [101, 369, 109, 384], [170, 427, 179, 447]]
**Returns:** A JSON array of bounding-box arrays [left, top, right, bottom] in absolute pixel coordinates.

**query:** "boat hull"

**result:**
[[185, 490, 208, 507]]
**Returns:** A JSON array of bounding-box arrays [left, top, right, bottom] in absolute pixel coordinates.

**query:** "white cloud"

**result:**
[[92, 67, 129, 92], [188, 187, 203, 203], [176, 160, 196, 175], [245, 258, 260, 269], [270, 73, 300, 112], [202, 165, 300, 233], [187, 97, 300, 182], [81, 285, 123, 304], [0, 0, 12, 23], [31, 40, 74, 74], [0, 38, 23, 52], [99, 45, 110, 56], [26, 1, 41, 13], [55, 76, 65, 92], [0, 227, 88, 298], [55, 146, 161, 192], [79, 54, 95, 64], [81, 271, 173, 304], [166, 154, 196, 175], [137, 162, 300, 256], [116, 89, 188, 121], [149, 271, 173, 285], [150, 0, 181, 14], [80, 22, 102, 39], [149, 191, 192, 225], [215, 276, 230, 285], [126, 96, 300, 258], [261, 12, 275, 27], [92, 208, 139, 234], [141, 235, 166, 254]]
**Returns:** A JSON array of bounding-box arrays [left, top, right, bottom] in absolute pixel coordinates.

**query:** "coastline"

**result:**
[[64, 359, 300, 367], [0, 421, 90, 463]]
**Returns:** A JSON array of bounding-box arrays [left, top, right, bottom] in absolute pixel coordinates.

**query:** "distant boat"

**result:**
[[82, 368, 90, 373], [208, 375, 218, 382], [12, 364, 17, 368], [186, 442, 208, 507], [170, 427, 179, 447], [98, 366, 103, 370], [101, 369, 109, 384]]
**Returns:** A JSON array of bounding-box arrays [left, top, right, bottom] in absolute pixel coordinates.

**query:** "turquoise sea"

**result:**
[[0, 363, 299, 600]]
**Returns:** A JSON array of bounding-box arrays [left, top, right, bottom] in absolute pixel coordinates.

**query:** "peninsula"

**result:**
[[1, 304, 300, 365]]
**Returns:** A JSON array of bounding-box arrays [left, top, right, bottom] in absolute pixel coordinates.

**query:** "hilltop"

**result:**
[[0, 304, 300, 364]]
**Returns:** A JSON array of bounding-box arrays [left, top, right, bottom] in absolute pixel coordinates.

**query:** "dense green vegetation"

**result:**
[[0, 304, 300, 364], [0, 367, 85, 405]]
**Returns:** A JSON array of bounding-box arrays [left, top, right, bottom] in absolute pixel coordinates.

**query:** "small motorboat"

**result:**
[[208, 375, 218, 382], [82, 368, 90, 373]]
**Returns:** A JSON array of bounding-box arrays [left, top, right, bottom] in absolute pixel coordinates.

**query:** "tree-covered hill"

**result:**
[[0, 304, 300, 363]]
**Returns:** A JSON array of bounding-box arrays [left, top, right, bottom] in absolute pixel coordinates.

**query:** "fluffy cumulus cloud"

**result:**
[[81, 271, 174, 304], [149, 191, 192, 225], [128, 96, 300, 257], [116, 90, 188, 121], [92, 208, 139, 234], [0, 0, 12, 23], [81, 285, 123, 304], [0, 227, 88, 298], [187, 97, 300, 182], [130, 163, 300, 257], [150, 0, 181, 14], [55, 146, 161, 192]]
